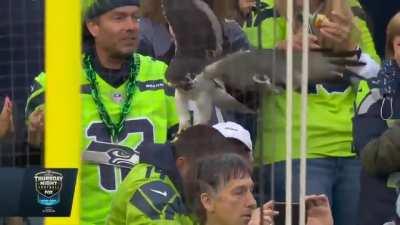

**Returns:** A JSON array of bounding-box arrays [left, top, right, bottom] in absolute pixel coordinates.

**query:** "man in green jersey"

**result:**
[[26, 0, 179, 224], [106, 122, 253, 225]]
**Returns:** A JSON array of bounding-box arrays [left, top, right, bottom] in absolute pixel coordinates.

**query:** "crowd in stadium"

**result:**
[[0, 0, 400, 225]]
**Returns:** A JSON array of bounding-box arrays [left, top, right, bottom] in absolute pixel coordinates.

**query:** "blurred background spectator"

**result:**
[[0, 0, 44, 224], [359, 0, 400, 58], [0, 0, 44, 167]]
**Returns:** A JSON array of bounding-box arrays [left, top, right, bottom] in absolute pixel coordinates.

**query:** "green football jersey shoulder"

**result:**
[[107, 163, 195, 225]]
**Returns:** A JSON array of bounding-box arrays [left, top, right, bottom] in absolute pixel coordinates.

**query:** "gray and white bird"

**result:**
[[162, 0, 229, 131], [162, 0, 365, 132], [178, 49, 364, 130]]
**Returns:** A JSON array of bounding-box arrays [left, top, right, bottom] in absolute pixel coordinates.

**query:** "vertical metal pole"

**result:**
[[285, 0, 294, 224], [299, 0, 310, 224]]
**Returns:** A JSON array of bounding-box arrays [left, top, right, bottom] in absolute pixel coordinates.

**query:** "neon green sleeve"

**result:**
[[107, 164, 195, 225], [244, 16, 287, 49], [125, 180, 190, 225], [25, 72, 46, 118]]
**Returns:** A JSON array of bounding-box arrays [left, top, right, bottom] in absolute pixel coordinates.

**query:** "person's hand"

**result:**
[[305, 195, 333, 225], [239, 0, 256, 16], [4, 217, 25, 225], [0, 96, 14, 138], [248, 201, 279, 225], [27, 105, 44, 148], [319, 11, 358, 50], [276, 31, 321, 51]]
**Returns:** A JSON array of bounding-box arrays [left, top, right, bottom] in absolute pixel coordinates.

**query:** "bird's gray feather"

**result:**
[[162, 0, 223, 86], [202, 49, 365, 92]]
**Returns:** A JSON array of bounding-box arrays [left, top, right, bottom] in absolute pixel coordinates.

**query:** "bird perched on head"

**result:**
[[161, 0, 244, 132]]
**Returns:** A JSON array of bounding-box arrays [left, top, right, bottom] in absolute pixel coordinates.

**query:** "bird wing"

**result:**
[[202, 49, 365, 92], [162, 0, 223, 86]]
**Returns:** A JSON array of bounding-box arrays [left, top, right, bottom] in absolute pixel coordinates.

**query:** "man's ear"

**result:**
[[86, 20, 100, 38], [200, 192, 215, 213]]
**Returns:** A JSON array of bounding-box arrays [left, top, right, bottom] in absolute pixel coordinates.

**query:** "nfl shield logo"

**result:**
[[34, 170, 63, 206], [112, 93, 123, 103]]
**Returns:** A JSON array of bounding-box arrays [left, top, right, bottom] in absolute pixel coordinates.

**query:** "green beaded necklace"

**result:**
[[83, 54, 140, 142]]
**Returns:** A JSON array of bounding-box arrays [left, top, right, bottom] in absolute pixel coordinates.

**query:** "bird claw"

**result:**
[[178, 120, 191, 134], [252, 74, 280, 93], [252, 74, 271, 85]]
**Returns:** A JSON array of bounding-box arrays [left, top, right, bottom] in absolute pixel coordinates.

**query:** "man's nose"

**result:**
[[247, 192, 257, 209], [125, 18, 139, 31]]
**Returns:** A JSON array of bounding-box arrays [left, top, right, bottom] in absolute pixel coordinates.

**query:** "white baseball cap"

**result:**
[[212, 121, 253, 151]]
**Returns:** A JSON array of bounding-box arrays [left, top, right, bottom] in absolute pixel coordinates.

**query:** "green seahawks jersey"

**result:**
[[241, 2, 380, 163], [107, 163, 195, 225], [26, 53, 179, 225]]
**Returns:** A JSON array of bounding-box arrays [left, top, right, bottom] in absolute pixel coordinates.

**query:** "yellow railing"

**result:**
[[45, 0, 81, 224]]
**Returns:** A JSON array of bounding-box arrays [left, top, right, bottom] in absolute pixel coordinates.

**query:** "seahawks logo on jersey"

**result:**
[[83, 142, 139, 169], [84, 118, 155, 191]]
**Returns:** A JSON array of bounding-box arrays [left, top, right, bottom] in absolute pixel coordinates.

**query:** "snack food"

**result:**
[[315, 14, 329, 28]]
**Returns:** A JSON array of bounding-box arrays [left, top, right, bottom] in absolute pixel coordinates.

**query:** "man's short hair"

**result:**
[[187, 153, 253, 224]]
